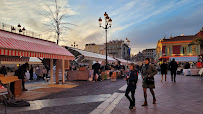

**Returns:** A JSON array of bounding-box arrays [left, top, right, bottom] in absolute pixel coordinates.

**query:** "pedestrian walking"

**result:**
[[161, 61, 168, 82], [42, 67, 48, 81], [29, 65, 33, 80], [125, 63, 138, 110], [92, 61, 102, 82], [141, 58, 158, 106], [169, 58, 178, 82], [35, 65, 41, 80]]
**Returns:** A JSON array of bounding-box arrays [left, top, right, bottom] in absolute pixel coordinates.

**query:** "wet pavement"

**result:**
[[1, 94, 111, 113], [0, 78, 126, 114], [109, 74, 203, 114]]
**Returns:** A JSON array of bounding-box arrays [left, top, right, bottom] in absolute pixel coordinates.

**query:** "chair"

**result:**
[[198, 68, 203, 80]]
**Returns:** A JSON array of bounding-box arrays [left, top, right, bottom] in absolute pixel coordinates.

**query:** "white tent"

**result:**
[[115, 58, 131, 65], [70, 48, 116, 62]]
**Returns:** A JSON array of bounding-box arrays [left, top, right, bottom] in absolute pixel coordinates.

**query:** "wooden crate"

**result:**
[[111, 72, 117, 81]]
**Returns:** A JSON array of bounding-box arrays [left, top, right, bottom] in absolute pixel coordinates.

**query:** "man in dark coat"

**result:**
[[0, 66, 7, 76], [169, 59, 178, 82], [15, 62, 29, 91], [92, 61, 102, 82], [29, 65, 33, 80]]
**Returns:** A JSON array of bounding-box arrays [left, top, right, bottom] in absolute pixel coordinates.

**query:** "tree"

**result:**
[[41, 0, 76, 44]]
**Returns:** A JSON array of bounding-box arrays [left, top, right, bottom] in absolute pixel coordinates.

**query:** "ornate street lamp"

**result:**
[[98, 12, 112, 69], [22, 27, 26, 35], [71, 42, 78, 48], [18, 24, 22, 33]]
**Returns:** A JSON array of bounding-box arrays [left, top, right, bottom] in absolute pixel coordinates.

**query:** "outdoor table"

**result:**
[[183, 69, 200, 76], [0, 76, 21, 97], [190, 69, 200, 75]]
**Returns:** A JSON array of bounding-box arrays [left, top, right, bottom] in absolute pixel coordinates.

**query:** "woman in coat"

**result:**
[[141, 58, 158, 106], [160, 61, 168, 82]]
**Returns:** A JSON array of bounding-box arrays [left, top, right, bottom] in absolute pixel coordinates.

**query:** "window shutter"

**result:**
[[165, 47, 167, 55], [187, 46, 189, 54], [196, 45, 200, 54], [189, 46, 192, 54], [169, 47, 172, 55], [180, 46, 183, 54]]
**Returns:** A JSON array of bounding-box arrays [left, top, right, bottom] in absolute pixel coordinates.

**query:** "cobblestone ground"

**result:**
[[111, 74, 203, 114], [0, 78, 126, 114]]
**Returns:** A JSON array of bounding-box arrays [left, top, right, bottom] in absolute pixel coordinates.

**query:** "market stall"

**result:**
[[169, 56, 200, 76], [65, 47, 117, 81], [0, 29, 74, 87]]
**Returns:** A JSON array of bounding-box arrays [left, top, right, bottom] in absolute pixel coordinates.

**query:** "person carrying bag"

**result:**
[[141, 58, 157, 106]]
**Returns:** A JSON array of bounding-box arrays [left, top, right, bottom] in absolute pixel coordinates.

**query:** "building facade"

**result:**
[[142, 48, 156, 62], [84, 43, 105, 55], [106, 40, 130, 60], [157, 28, 203, 61]]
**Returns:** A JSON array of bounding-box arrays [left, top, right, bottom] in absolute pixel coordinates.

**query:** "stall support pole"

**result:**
[[62, 59, 65, 83], [50, 59, 53, 84], [55, 59, 60, 84], [67, 60, 70, 70]]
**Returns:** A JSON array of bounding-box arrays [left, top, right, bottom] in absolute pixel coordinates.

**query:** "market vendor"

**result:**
[[14, 62, 29, 91]]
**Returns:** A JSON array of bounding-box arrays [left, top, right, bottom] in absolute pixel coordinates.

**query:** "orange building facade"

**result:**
[[156, 28, 203, 62]]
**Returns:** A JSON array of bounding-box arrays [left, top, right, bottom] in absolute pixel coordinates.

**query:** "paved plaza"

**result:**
[[110, 74, 203, 114], [0, 74, 203, 114]]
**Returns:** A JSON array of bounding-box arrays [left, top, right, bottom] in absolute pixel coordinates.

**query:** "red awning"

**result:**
[[0, 56, 29, 62], [0, 30, 74, 60]]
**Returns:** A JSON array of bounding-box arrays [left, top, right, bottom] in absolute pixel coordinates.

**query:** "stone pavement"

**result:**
[[92, 74, 203, 114], [0, 94, 111, 114]]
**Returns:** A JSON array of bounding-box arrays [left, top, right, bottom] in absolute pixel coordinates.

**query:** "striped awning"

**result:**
[[0, 30, 74, 60], [0, 55, 29, 62]]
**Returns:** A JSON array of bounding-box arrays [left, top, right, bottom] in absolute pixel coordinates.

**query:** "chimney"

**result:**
[[201, 27, 203, 31]]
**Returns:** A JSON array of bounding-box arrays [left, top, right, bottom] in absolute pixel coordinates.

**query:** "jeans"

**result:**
[[125, 86, 136, 106]]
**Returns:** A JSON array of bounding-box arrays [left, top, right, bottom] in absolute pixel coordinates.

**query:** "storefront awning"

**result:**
[[0, 30, 74, 60]]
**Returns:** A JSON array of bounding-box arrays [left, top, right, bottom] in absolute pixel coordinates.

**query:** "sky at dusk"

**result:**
[[0, 0, 203, 54]]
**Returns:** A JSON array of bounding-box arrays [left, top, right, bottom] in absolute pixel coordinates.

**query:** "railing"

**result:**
[[0, 22, 41, 38]]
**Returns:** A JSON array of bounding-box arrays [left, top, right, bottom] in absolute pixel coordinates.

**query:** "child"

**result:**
[[125, 63, 138, 110]]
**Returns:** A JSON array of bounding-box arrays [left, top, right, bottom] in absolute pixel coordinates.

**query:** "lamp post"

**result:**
[[71, 42, 78, 48], [98, 12, 112, 69]]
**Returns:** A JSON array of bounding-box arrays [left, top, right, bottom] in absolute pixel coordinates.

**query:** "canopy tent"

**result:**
[[114, 58, 131, 65], [67, 47, 116, 62], [0, 30, 74, 60], [169, 56, 198, 62]]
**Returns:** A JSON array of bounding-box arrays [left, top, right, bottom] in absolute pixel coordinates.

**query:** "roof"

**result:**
[[67, 47, 116, 62], [161, 35, 195, 43], [0, 30, 74, 60]]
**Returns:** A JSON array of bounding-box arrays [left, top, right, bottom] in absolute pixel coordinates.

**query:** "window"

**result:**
[[167, 47, 170, 55], [192, 45, 196, 54], [183, 47, 187, 54]]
